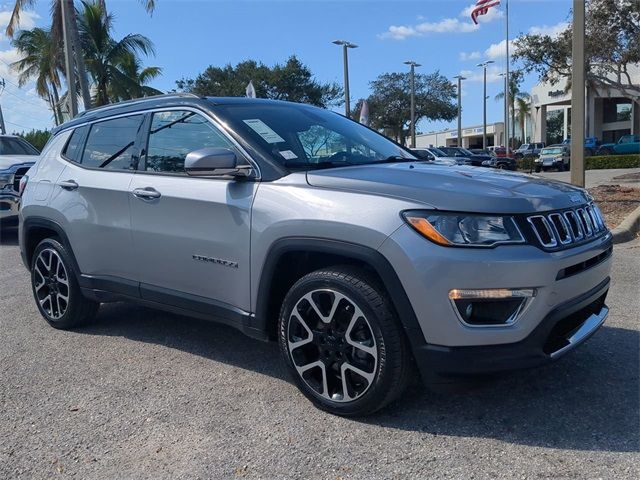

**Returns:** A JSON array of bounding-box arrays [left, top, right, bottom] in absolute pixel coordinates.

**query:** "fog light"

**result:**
[[448, 288, 536, 327]]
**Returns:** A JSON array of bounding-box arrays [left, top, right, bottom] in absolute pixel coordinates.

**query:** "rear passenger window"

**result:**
[[82, 115, 144, 170], [143, 110, 235, 173], [62, 125, 88, 162]]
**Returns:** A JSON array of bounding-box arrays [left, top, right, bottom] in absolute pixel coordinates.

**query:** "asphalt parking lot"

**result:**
[[1, 227, 638, 479]]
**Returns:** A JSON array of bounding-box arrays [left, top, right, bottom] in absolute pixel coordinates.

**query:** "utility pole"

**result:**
[[453, 75, 466, 147], [570, 0, 586, 187], [0, 79, 6, 134], [405, 61, 421, 148], [61, 0, 78, 118], [332, 40, 358, 117], [477, 60, 495, 149], [505, 0, 510, 152]]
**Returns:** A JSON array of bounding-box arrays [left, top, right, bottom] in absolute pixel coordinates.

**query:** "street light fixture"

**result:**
[[453, 75, 467, 147], [333, 40, 358, 117], [477, 60, 494, 149], [404, 61, 421, 148]]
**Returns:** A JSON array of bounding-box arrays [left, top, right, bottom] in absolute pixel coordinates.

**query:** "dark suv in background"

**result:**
[[0, 135, 39, 227]]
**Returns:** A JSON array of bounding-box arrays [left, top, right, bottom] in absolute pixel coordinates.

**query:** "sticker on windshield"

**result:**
[[243, 119, 285, 144], [279, 150, 298, 160]]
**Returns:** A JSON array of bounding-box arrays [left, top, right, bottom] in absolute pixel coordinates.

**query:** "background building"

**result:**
[[414, 122, 505, 149]]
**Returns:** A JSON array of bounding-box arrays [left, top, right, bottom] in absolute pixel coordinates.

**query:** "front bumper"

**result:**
[[412, 277, 609, 380], [0, 192, 20, 225]]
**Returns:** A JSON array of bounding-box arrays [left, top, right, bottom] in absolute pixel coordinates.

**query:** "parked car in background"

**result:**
[[0, 135, 39, 227], [469, 148, 491, 156], [596, 134, 640, 156], [488, 146, 509, 158], [437, 146, 487, 166], [410, 148, 458, 165], [562, 137, 601, 156], [19, 95, 612, 416], [481, 156, 517, 171], [534, 145, 570, 172], [514, 142, 545, 159]]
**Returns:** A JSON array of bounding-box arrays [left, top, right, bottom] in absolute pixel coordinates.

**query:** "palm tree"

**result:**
[[77, 1, 158, 106], [116, 54, 162, 100], [11, 27, 65, 125], [515, 96, 531, 144], [495, 70, 529, 150], [5, 0, 156, 112]]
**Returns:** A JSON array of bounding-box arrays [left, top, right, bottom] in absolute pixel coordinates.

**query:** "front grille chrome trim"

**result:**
[[528, 203, 608, 250]]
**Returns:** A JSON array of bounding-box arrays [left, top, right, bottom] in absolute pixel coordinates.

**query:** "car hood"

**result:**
[[306, 162, 590, 214], [0, 155, 37, 171]]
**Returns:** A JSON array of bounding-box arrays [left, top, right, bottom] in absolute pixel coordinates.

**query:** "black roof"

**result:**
[[52, 94, 315, 134]]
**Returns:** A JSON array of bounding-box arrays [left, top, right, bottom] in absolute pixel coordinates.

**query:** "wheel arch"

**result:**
[[254, 237, 425, 349], [21, 217, 81, 276]]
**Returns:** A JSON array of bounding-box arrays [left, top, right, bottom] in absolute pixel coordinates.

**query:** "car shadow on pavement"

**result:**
[[0, 226, 19, 246], [81, 302, 638, 453]]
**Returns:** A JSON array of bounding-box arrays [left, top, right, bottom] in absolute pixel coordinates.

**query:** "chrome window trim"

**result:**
[[55, 106, 262, 180]]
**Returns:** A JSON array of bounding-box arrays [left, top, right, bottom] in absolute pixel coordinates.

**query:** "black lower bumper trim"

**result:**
[[413, 277, 610, 382]]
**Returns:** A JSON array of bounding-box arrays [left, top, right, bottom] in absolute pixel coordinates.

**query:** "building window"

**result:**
[[603, 98, 632, 123]]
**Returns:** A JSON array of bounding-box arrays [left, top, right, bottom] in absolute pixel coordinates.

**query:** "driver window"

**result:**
[[144, 110, 235, 173]]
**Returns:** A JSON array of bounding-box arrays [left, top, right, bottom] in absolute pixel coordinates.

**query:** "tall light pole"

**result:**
[[499, 72, 508, 148], [477, 60, 494, 149], [570, 0, 585, 187], [405, 61, 421, 148], [453, 75, 466, 147], [332, 40, 358, 117], [61, 0, 78, 117]]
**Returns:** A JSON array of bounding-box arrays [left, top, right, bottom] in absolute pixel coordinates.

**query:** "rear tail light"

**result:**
[[18, 174, 29, 196]]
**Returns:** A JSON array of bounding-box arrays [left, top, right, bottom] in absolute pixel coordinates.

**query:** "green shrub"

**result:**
[[585, 154, 640, 169]]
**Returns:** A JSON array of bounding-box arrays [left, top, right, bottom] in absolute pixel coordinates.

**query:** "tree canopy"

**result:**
[[176, 56, 343, 108], [353, 71, 457, 143], [514, 0, 640, 98]]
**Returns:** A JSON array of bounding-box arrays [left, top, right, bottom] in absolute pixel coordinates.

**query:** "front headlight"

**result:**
[[0, 172, 13, 189], [403, 211, 525, 247]]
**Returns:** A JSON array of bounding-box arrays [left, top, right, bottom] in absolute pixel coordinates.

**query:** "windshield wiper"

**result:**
[[372, 155, 417, 164]]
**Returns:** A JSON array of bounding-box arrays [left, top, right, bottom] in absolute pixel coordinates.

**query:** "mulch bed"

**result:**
[[588, 184, 640, 229]]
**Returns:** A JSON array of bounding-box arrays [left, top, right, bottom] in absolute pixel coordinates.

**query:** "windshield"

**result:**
[[428, 148, 446, 157], [518, 144, 530, 151], [215, 102, 414, 170], [458, 147, 475, 156], [541, 147, 563, 154], [0, 137, 39, 155]]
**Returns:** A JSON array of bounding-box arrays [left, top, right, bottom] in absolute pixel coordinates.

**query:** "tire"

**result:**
[[31, 238, 98, 329], [278, 266, 412, 416], [535, 166, 541, 173]]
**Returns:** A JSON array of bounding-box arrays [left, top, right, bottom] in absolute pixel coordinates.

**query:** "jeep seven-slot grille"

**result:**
[[526, 203, 607, 250], [12, 167, 30, 192]]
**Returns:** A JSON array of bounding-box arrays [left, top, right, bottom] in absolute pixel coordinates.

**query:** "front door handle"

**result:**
[[132, 187, 161, 200], [58, 180, 79, 191]]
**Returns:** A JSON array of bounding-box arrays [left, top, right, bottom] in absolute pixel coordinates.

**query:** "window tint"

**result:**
[[82, 115, 143, 170], [63, 125, 88, 162], [0, 137, 39, 155], [144, 111, 234, 173]]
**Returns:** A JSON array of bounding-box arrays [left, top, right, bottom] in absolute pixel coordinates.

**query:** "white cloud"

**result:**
[[459, 51, 482, 61], [0, 9, 39, 33], [528, 21, 569, 37], [484, 39, 515, 59], [380, 3, 503, 40], [458, 65, 504, 84]]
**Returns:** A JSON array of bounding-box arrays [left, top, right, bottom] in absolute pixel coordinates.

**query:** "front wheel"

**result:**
[[31, 238, 98, 329], [278, 266, 412, 416]]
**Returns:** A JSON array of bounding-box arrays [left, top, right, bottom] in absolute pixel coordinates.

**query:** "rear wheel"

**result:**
[[278, 266, 412, 416], [31, 238, 98, 329]]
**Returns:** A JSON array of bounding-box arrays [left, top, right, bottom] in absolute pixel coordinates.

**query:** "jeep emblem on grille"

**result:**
[[569, 194, 583, 204]]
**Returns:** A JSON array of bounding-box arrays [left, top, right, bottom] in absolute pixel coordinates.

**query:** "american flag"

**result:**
[[470, 0, 501, 24]]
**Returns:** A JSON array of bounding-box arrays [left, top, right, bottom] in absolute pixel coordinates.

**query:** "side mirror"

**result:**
[[185, 147, 252, 178]]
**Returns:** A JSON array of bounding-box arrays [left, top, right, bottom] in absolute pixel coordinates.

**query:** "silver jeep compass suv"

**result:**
[[19, 94, 612, 416]]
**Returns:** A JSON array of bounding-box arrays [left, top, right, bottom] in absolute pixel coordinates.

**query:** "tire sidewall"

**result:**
[[278, 272, 400, 416]]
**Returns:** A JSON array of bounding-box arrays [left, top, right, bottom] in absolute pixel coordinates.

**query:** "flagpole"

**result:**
[[505, 0, 510, 152]]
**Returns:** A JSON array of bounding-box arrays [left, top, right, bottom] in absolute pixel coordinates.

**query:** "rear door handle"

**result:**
[[58, 180, 79, 191], [132, 187, 161, 200]]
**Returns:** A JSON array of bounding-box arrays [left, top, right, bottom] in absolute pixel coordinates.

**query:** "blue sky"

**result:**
[[0, 0, 572, 134]]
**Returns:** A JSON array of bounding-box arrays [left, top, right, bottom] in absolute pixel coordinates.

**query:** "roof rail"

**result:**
[[76, 93, 202, 118]]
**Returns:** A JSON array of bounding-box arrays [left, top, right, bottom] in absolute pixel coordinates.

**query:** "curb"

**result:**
[[611, 204, 640, 244]]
